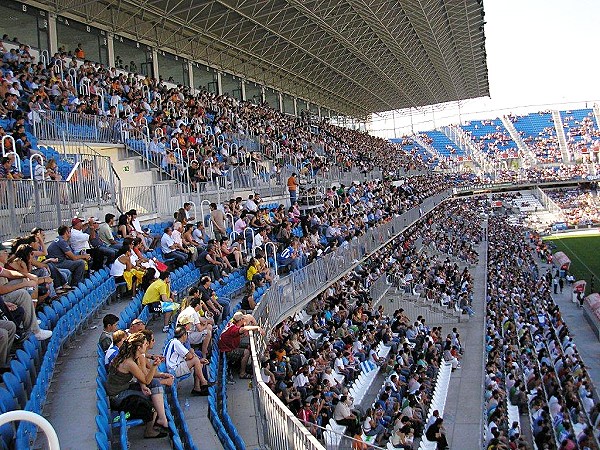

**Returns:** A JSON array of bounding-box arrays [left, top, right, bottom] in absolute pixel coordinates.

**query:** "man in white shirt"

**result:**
[[128, 209, 154, 249], [164, 325, 212, 396], [160, 227, 188, 266], [70, 217, 104, 270], [176, 296, 213, 356], [244, 195, 258, 213]]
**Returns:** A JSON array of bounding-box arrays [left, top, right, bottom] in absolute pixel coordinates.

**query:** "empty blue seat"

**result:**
[[3, 373, 26, 409]]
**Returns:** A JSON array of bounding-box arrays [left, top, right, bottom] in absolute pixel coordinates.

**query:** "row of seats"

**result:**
[[416, 361, 453, 450], [324, 343, 390, 449]]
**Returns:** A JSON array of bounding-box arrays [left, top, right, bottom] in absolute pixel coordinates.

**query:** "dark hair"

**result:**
[[174, 326, 187, 339], [159, 270, 170, 281], [189, 286, 199, 296], [103, 313, 119, 328], [190, 297, 201, 308], [105, 213, 115, 223], [140, 268, 157, 291], [200, 276, 211, 285], [57, 225, 69, 236]]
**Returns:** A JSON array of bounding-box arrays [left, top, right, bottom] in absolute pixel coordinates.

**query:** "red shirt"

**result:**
[[218, 322, 241, 352]]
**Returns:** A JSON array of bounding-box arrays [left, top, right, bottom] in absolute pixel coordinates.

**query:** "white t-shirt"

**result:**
[[177, 306, 200, 328], [70, 228, 90, 253], [161, 233, 175, 254], [165, 338, 188, 372]]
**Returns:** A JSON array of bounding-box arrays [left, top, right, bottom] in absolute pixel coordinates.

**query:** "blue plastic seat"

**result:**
[[95, 431, 110, 450], [9, 360, 32, 395], [3, 373, 26, 409]]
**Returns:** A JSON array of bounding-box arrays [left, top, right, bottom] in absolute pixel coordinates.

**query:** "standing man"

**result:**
[[210, 203, 227, 242], [287, 172, 298, 205]]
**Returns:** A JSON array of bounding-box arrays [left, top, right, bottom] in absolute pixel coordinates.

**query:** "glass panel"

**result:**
[[264, 89, 280, 111], [220, 71, 242, 100], [157, 50, 185, 85], [282, 93, 295, 115], [0, 3, 41, 50], [245, 82, 262, 104], [56, 17, 104, 63], [113, 36, 151, 76], [191, 62, 217, 93]]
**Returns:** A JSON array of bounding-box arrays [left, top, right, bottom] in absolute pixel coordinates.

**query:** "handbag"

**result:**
[[155, 261, 168, 272]]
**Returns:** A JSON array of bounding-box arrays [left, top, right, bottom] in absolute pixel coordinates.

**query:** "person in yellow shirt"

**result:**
[[142, 271, 179, 332]]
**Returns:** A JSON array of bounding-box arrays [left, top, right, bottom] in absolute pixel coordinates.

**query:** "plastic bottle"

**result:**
[[184, 398, 190, 410]]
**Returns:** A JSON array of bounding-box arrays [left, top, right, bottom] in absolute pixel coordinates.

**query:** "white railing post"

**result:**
[[1, 136, 15, 157], [29, 154, 45, 180], [264, 242, 278, 277]]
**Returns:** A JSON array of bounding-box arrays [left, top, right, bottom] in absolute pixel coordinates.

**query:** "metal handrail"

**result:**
[[0, 411, 59, 450]]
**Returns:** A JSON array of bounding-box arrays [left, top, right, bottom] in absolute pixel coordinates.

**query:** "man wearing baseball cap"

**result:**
[[218, 311, 265, 379], [70, 217, 104, 271]]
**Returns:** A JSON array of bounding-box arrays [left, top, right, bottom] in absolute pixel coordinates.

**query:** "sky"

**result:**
[[371, 0, 600, 137]]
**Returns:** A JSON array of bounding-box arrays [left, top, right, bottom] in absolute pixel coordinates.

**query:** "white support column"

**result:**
[[278, 93, 283, 112], [261, 86, 265, 104], [48, 12, 58, 55], [106, 32, 115, 67], [151, 48, 159, 80], [240, 79, 246, 101], [187, 61, 194, 91], [217, 72, 223, 95], [318, 106, 321, 119], [293, 98, 297, 116]]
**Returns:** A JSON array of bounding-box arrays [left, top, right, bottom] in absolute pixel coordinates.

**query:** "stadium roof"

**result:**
[[39, 0, 489, 118]]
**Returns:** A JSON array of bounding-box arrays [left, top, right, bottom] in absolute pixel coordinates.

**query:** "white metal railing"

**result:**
[[33, 110, 123, 143]]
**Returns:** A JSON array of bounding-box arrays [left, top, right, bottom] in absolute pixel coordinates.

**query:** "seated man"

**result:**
[[164, 325, 212, 396], [47, 225, 90, 286], [99, 313, 119, 352], [70, 217, 104, 271], [142, 271, 179, 333], [176, 296, 213, 357], [198, 276, 230, 322], [277, 238, 303, 272], [0, 243, 51, 340], [160, 227, 188, 267]]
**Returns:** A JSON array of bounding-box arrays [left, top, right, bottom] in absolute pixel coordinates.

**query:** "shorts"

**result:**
[[226, 348, 247, 366], [188, 329, 209, 345], [174, 361, 191, 378]]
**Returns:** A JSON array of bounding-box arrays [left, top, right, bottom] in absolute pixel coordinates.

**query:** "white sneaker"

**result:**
[[34, 329, 52, 341]]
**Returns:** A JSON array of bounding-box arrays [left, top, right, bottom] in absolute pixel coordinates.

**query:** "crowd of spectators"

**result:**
[[253, 198, 483, 448], [484, 218, 599, 450], [545, 187, 600, 227]]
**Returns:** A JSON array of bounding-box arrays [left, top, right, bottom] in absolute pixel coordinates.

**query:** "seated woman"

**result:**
[[131, 238, 160, 277], [239, 281, 257, 311], [220, 237, 243, 268], [105, 332, 168, 439], [29, 228, 71, 292], [110, 246, 145, 293], [7, 244, 54, 309]]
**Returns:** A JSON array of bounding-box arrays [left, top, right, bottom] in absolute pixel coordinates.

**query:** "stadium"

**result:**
[[0, 0, 598, 449]]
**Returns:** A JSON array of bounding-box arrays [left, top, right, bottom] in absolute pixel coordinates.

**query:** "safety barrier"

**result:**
[[33, 110, 123, 143], [0, 175, 118, 241]]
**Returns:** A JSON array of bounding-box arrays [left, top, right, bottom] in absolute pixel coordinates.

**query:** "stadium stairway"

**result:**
[[436, 230, 489, 448]]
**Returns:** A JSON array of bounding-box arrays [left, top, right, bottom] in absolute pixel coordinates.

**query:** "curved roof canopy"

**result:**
[[40, 0, 489, 118]]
